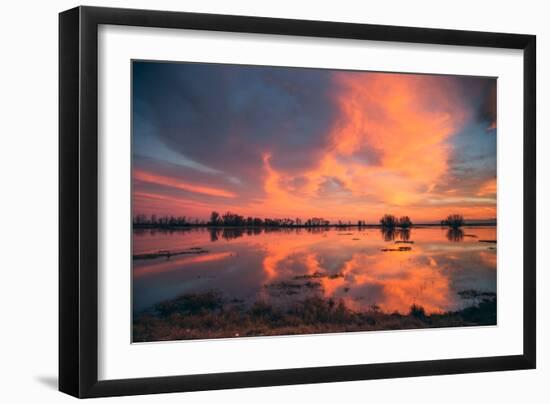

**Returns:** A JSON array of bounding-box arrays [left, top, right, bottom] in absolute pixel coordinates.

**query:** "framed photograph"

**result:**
[[59, 6, 536, 398]]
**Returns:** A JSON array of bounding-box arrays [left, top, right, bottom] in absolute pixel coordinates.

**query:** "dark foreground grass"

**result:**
[[133, 290, 496, 342]]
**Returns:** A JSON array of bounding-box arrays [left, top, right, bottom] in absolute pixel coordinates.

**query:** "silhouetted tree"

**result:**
[[380, 214, 399, 228], [133, 214, 147, 225], [209, 211, 220, 225], [445, 214, 465, 229], [221, 211, 244, 226], [398, 216, 412, 228]]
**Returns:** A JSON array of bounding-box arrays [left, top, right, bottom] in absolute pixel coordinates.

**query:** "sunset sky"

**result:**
[[132, 61, 496, 223]]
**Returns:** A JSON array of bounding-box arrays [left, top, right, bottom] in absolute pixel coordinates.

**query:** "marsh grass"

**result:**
[[133, 290, 497, 342]]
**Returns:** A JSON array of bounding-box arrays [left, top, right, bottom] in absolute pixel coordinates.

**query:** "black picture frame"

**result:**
[[59, 5, 536, 398]]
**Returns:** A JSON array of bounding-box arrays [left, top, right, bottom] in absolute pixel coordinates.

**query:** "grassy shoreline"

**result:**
[[133, 291, 496, 342]]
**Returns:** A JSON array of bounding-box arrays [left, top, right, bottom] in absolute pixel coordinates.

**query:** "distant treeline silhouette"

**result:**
[[133, 212, 359, 228], [133, 211, 470, 229]]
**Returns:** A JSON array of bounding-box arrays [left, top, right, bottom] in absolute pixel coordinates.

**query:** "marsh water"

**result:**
[[132, 226, 496, 316]]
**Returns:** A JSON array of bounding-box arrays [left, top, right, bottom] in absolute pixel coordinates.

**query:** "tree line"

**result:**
[[133, 212, 467, 228], [133, 212, 351, 228]]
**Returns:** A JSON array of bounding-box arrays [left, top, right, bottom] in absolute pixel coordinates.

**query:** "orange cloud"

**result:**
[[251, 72, 478, 222], [133, 191, 228, 216], [134, 170, 237, 198], [330, 73, 464, 185]]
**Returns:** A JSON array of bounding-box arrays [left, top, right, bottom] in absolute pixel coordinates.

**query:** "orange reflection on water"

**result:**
[[252, 227, 496, 314], [133, 252, 233, 278], [133, 227, 496, 315]]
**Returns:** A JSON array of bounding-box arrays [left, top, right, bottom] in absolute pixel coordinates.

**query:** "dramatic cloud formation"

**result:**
[[133, 61, 496, 223]]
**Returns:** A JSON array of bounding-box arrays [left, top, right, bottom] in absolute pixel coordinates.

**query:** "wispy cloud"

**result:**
[[134, 170, 237, 198]]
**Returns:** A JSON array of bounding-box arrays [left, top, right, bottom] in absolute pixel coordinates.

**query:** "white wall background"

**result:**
[[0, 0, 546, 402]]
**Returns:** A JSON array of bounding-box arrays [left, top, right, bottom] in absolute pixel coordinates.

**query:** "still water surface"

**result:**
[[133, 226, 496, 315]]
